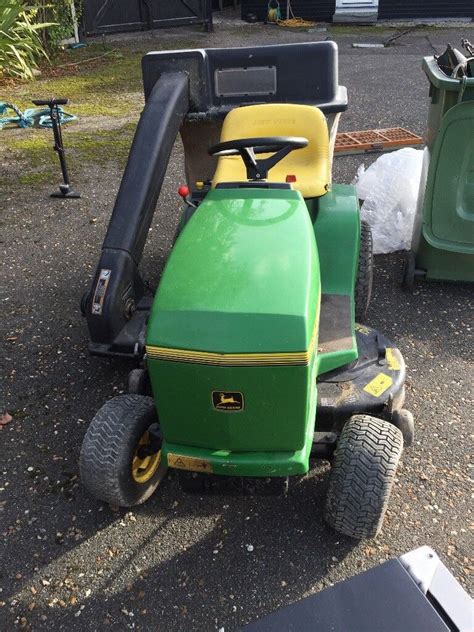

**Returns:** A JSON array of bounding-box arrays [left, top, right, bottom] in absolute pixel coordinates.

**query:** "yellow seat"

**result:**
[[212, 103, 330, 198]]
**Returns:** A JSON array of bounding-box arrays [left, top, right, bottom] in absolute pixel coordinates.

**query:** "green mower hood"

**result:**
[[146, 188, 319, 356]]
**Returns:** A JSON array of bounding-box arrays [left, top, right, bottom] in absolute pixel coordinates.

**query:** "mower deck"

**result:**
[[317, 325, 406, 428]]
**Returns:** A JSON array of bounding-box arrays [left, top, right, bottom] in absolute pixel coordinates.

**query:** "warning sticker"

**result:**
[[385, 348, 401, 371], [363, 373, 393, 398], [91, 268, 111, 315], [167, 453, 213, 473]]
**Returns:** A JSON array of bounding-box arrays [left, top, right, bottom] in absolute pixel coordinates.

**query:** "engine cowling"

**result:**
[[146, 187, 320, 453]]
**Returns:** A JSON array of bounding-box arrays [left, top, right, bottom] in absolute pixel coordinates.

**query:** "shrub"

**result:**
[[34, 0, 82, 51], [0, 1, 52, 80]]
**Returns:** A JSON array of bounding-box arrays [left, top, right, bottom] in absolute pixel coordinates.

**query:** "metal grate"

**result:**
[[335, 127, 423, 155]]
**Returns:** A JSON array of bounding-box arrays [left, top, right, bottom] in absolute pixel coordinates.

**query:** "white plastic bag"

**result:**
[[354, 148, 424, 254]]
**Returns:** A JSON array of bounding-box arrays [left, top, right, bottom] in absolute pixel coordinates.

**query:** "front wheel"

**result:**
[[80, 394, 167, 506], [324, 415, 403, 539]]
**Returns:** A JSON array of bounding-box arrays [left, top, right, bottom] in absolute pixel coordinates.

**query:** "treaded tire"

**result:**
[[178, 472, 289, 496], [80, 394, 167, 507], [325, 415, 403, 539], [401, 250, 416, 290], [80, 290, 89, 316], [127, 369, 151, 396], [355, 221, 373, 322], [178, 471, 214, 494], [392, 408, 415, 448], [172, 204, 197, 244]]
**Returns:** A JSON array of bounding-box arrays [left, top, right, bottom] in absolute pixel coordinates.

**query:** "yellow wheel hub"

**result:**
[[132, 430, 161, 484]]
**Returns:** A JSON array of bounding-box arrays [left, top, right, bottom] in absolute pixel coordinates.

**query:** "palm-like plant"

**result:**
[[0, 1, 52, 80]]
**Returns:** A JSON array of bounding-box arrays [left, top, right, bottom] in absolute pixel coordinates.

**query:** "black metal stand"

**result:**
[[32, 98, 80, 199]]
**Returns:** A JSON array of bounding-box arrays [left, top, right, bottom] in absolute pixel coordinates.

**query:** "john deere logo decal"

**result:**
[[212, 391, 244, 412]]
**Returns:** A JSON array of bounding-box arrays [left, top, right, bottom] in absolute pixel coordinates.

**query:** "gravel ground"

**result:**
[[1, 18, 473, 631]]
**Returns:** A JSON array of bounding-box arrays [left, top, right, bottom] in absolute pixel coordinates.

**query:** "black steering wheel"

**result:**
[[208, 136, 308, 181]]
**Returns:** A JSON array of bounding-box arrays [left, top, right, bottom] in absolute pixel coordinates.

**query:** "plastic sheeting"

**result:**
[[354, 148, 424, 254]]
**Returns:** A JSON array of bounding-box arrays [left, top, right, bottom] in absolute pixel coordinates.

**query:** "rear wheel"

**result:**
[[179, 472, 289, 496], [392, 408, 414, 447], [325, 415, 403, 539], [173, 204, 197, 243], [401, 250, 416, 290], [355, 221, 373, 322], [80, 394, 167, 506], [80, 290, 89, 316], [127, 368, 151, 396]]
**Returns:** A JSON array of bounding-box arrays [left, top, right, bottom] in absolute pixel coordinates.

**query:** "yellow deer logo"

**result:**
[[219, 393, 238, 405], [212, 390, 244, 411]]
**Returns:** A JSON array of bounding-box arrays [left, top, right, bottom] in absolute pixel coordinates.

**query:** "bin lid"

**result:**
[[423, 56, 474, 93]]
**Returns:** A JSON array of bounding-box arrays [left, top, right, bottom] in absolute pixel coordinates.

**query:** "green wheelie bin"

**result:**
[[404, 52, 474, 285]]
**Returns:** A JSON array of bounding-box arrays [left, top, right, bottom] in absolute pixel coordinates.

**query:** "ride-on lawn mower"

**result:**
[[80, 43, 414, 539]]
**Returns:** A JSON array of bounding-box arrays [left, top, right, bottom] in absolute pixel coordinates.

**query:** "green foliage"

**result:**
[[33, 0, 82, 51], [0, 1, 52, 80], [7, 45, 146, 117]]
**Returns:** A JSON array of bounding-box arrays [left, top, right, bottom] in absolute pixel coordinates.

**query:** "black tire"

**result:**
[[80, 290, 89, 316], [178, 472, 289, 496], [80, 395, 167, 507], [178, 471, 214, 493], [127, 368, 151, 396], [173, 204, 197, 244], [355, 221, 373, 322], [392, 408, 415, 448], [325, 415, 403, 539], [401, 250, 416, 290]]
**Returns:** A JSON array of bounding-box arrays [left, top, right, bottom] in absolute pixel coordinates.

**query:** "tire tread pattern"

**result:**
[[80, 394, 163, 507], [325, 415, 403, 539]]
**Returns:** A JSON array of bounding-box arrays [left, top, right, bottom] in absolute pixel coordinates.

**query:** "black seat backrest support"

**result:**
[[142, 42, 347, 120]]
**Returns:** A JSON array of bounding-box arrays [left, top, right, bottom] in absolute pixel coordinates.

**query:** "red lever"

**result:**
[[178, 185, 190, 198]]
